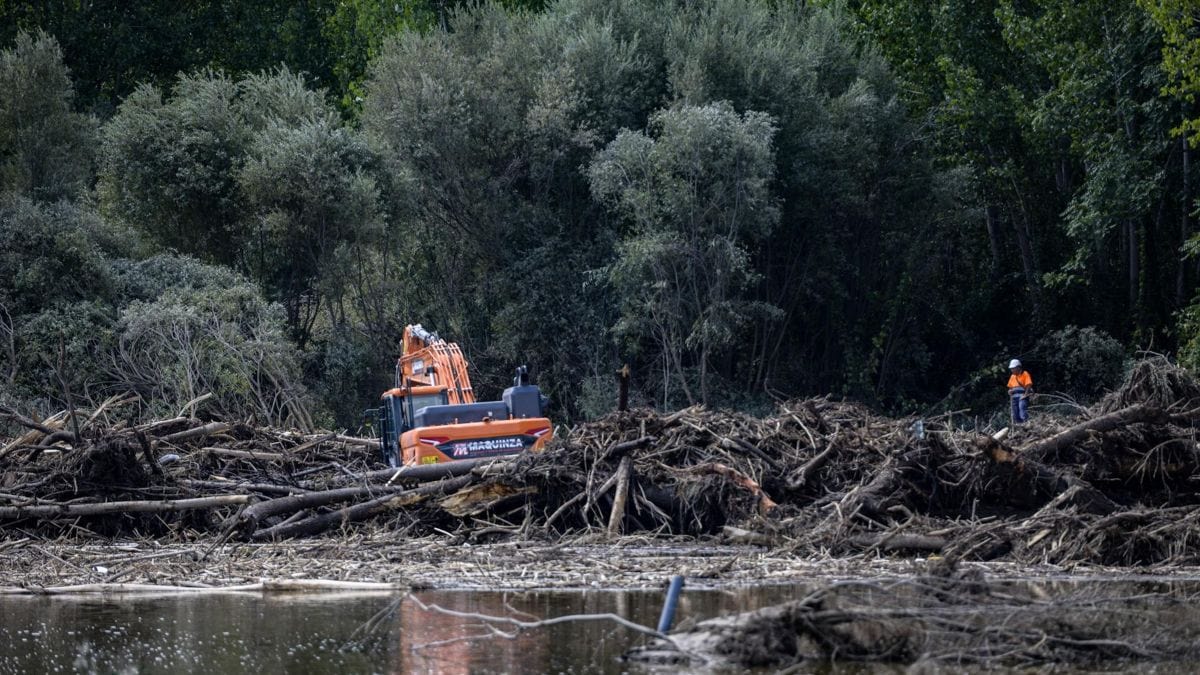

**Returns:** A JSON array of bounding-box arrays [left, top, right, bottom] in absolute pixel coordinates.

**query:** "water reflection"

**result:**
[[0, 585, 805, 674], [1, 579, 1194, 674]]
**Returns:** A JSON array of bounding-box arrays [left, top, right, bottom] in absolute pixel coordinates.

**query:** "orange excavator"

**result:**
[[373, 324, 553, 468]]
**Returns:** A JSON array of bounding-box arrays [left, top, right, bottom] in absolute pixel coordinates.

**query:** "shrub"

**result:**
[[0, 31, 94, 202], [112, 283, 316, 428], [10, 300, 115, 404], [1028, 325, 1129, 402]]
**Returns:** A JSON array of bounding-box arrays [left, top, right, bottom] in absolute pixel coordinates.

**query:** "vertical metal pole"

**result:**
[[657, 575, 685, 633]]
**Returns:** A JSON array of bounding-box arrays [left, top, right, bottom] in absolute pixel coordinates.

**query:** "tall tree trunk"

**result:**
[[1180, 134, 1191, 308], [1127, 219, 1140, 321], [984, 204, 1003, 275], [1010, 208, 1039, 306]]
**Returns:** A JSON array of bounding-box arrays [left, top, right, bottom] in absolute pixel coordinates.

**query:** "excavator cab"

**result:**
[[374, 324, 554, 468], [377, 385, 449, 468]]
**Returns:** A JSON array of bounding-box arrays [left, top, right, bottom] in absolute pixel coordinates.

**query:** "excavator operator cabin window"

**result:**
[[408, 392, 447, 414]]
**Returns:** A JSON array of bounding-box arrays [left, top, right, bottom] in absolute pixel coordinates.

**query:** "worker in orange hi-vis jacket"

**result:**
[[1007, 359, 1033, 424]]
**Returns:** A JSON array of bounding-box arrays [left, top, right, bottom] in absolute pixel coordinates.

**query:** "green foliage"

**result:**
[[358, 0, 980, 414], [0, 31, 94, 202], [99, 68, 379, 344], [98, 68, 340, 267], [8, 0, 1200, 427], [1177, 298, 1200, 371], [0, 198, 316, 425], [1141, 0, 1200, 146], [98, 72, 248, 264], [323, 0, 443, 112], [0, 199, 129, 316], [1029, 326, 1129, 401], [11, 301, 115, 402], [361, 1, 623, 415], [113, 283, 313, 427], [110, 255, 246, 303], [309, 323, 387, 430], [0, 1, 340, 111], [848, 0, 1193, 372], [591, 102, 780, 404], [1001, 0, 1167, 318], [0, 199, 125, 402], [239, 116, 383, 343]]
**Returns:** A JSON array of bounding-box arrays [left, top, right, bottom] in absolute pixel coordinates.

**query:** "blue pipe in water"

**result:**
[[657, 575, 685, 633]]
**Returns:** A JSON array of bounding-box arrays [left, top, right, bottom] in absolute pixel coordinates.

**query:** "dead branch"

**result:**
[[0, 495, 249, 520], [607, 455, 633, 536]]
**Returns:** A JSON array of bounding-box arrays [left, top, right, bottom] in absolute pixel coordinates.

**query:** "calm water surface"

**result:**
[[0, 585, 814, 674], [4, 579, 1200, 674]]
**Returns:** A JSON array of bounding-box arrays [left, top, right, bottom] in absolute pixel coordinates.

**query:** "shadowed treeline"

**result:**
[[1, 0, 1198, 427]]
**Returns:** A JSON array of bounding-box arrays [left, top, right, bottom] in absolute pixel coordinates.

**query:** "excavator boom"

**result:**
[[397, 324, 475, 404]]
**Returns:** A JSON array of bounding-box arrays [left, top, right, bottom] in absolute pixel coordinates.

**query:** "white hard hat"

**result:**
[[1008, 359, 1022, 369]]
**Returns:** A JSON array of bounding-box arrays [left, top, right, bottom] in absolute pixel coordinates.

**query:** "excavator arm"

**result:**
[[398, 324, 475, 404]]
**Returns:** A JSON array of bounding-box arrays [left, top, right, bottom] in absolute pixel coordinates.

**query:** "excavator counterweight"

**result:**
[[373, 324, 553, 468]]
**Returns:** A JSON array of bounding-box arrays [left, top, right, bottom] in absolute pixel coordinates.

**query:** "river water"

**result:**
[[3, 579, 1199, 674], [0, 584, 818, 674]]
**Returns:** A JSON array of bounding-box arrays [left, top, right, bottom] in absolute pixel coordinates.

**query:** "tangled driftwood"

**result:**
[[3, 356, 1200, 568], [626, 575, 1200, 668]]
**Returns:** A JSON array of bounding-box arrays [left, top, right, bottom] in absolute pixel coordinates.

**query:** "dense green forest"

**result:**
[[1, 0, 1198, 430]]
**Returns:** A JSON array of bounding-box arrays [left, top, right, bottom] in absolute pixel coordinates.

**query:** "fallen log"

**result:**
[[251, 475, 475, 540], [786, 433, 838, 489], [0, 405, 62, 436], [1023, 404, 1171, 459], [601, 435, 655, 460], [0, 495, 249, 520], [137, 416, 188, 433], [848, 533, 947, 552], [330, 456, 507, 486], [238, 483, 411, 529], [177, 479, 309, 496], [687, 462, 777, 514], [440, 482, 537, 517], [332, 434, 378, 448], [285, 432, 337, 454], [718, 437, 779, 469], [203, 447, 287, 462], [0, 578, 402, 595], [162, 422, 232, 444]]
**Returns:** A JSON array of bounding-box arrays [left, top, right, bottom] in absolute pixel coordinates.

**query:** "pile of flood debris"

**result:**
[[627, 575, 1200, 669], [3, 356, 1200, 568]]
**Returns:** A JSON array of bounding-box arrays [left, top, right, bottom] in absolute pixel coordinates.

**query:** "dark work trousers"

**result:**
[[1010, 387, 1028, 423]]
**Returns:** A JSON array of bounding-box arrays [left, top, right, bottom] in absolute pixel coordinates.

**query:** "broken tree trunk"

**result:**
[[250, 475, 475, 540], [689, 462, 777, 514], [440, 482, 537, 517], [1023, 404, 1172, 459], [237, 483, 412, 529], [848, 533, 947, 552], [162, 422, 231, 444], [787, 433, 838, 489], [330, 456, 506, 486], [607, 455, 633, 536], [0, 495, 249, 520], [977, 436, 1117, 515]]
